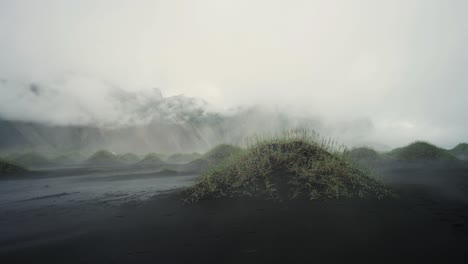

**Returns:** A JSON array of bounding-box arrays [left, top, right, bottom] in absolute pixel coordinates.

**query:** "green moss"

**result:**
[[184, 130, 391, 203], [388, 141, 457, 161]]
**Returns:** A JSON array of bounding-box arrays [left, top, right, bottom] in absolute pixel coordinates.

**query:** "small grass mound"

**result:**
[[53, 152, 84, 165], [184, 131, 391, 203], [166, 152, 202, 164], [118, 153, 141, 163], [450, 143, 468, 160], [388, 141, 456, 161], [0, 158, 26, 174], [86, 150, 122, 166], [184, 144, 243, 172], [138, 153, 165, 166], [10, 152, 53, 168], [347, 147, 381, 162], [203, 144, 243, 163]]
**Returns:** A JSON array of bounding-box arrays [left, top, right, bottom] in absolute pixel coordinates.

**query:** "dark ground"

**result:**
[[1, 162, 467, 264]]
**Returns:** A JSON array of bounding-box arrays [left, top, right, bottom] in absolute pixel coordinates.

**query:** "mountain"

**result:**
[[0, 77, 413, 155]]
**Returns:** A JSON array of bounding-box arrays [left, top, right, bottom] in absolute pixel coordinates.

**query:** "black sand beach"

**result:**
[[1, 163, 467, 264]]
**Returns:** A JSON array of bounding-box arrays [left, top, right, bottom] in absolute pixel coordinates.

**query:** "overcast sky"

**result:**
[[0, 0, 467, 148]]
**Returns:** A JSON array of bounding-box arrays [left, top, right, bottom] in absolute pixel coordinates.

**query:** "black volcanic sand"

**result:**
[[1, 163, 468, 263]]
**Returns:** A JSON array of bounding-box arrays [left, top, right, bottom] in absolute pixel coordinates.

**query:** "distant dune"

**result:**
[[9, 152, 54, 168], [85, 150, 122, 166], [0, 158, 26, 175], [387, 141, 457, 161], [137, 153, 166, 166], [450, 143, 468, 160], [166, 152, 202, 164]]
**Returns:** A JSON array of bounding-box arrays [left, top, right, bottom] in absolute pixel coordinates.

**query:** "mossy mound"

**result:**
[[347, 147, 381, 162], [118, 153, 141, 163], [388, 141, 456, 161], [10, 152, 53, 168], [184, 137, 391, 203], [86, 150, 122, 166], [138, 153, 166, 166], [450, 143, 468, 160], [0, 159, 26, 175], [166, 152, 202, 164]]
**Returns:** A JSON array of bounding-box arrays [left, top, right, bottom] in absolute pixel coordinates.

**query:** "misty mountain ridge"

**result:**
[[0, 77, 390, 155], [0, 76, 217, 127]]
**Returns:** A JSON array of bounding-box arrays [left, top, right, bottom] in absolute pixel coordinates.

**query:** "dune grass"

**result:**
[[184, 130, 392, 203], [388, 141, 457, 161]]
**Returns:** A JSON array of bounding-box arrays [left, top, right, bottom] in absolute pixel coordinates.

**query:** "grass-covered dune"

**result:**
[[450, 143, 468, 160], [184, 131, 391, 203], [203, 144, 243, 162], [85, 150, 122, 166], [52, 152, 85, 165], [184, 144, 243, 172], [347, 147, 381, 162], [0, 158, 26, 175], [137, 153, 166, 166], [9, 152, 53, 168], [166, 152, 202, 164], [387, 141, 457, 161], [117, 153, 141, 163]]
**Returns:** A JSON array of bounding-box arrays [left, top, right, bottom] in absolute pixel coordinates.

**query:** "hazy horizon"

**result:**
[[1, 0, 467, 149]]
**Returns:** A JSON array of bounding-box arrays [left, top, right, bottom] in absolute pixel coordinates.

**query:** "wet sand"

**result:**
[[1, 164, 467, 263]]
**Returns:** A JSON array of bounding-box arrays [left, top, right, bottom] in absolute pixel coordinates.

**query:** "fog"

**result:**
[[1, 0, 467, 148]]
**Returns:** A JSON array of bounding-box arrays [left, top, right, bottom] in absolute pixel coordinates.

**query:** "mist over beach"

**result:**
[[1, 1, 467, 263]]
